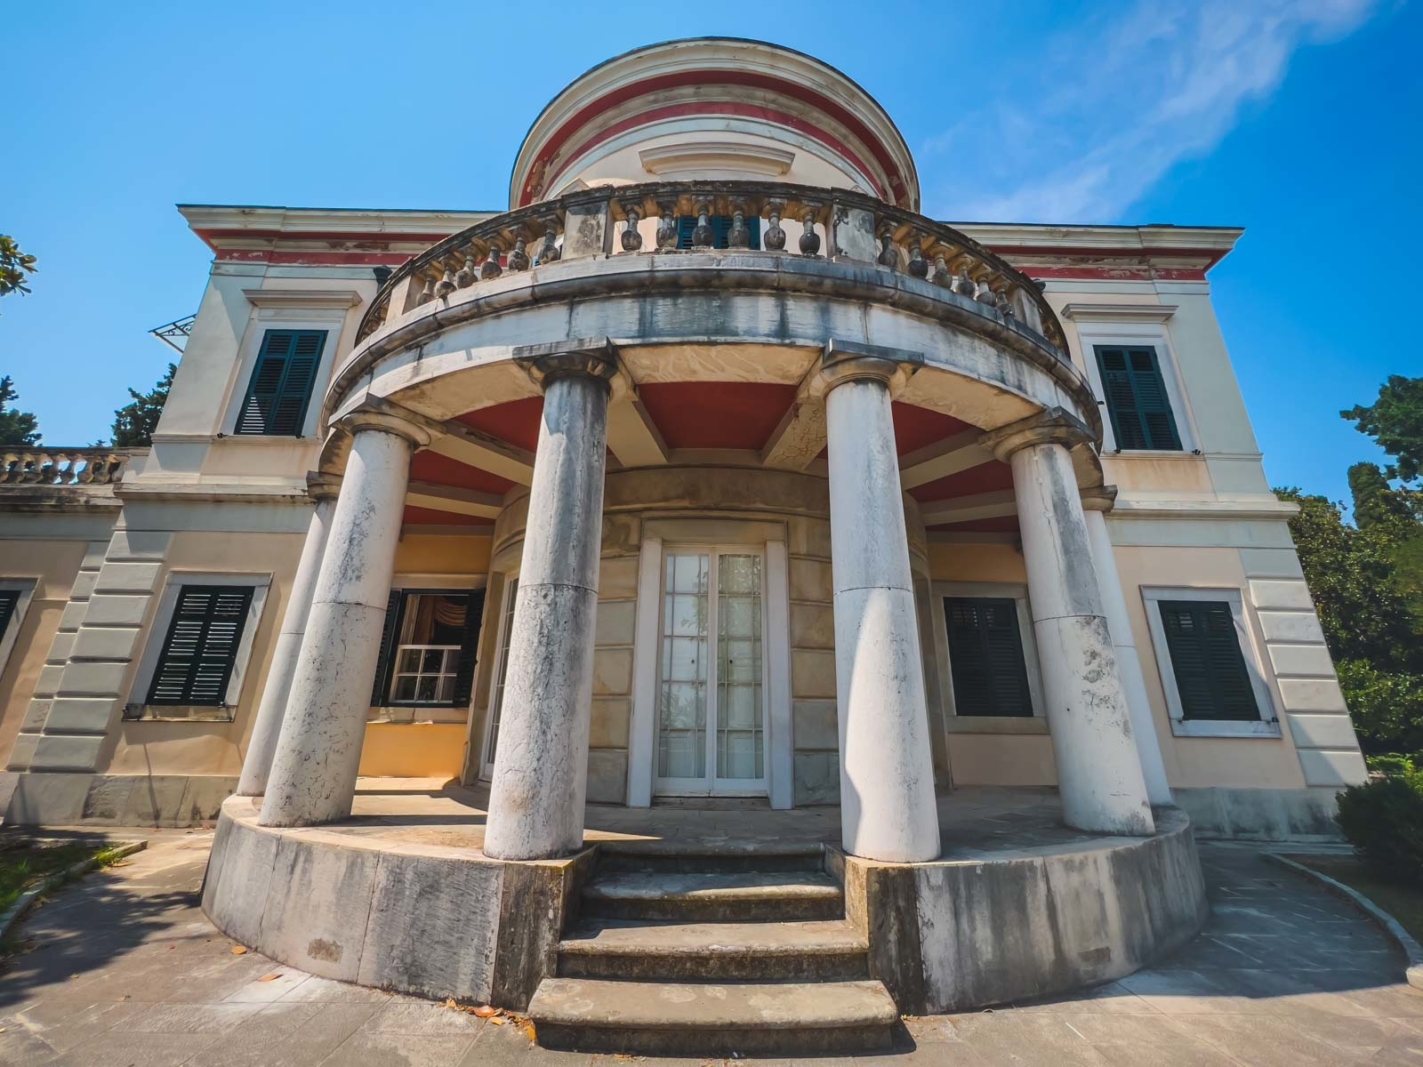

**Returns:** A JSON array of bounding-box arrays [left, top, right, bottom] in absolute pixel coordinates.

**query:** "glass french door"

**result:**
[[655, 548, 767, 796]]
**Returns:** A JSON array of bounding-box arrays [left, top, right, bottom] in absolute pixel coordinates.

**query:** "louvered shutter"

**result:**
[[370, 590, 403, 706], [0, 591, 18, 637], [1159, 600, 1260, 721], [147, 586, 254, 706], [235, 330, 326, 436], [944, 597, 1033, 717], [1094, 346, 1182, 451], [676, 216, 762, 250], [452, 588, 487, 706]]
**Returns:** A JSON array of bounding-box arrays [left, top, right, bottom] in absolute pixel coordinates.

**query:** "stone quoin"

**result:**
[[0, 37, 1364, 1056]]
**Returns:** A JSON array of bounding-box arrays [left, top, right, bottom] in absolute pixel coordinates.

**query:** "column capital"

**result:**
[[337, 410, 433, 448], [1080, 485, 1118, 512], [514, 338, 619, 393], [980, 406, 1095, 462], [816, 339, 924, 396], [305, 471, 343, 501]]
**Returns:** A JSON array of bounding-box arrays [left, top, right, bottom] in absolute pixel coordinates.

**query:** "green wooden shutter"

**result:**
[[147, 586, 254, 706], [676, 216, 762, 250], [370, 590, 403, 706], [235, 330, 326, 436], [452, 588, 487, 707], [0, 590, 18, 638], [1158, 600, 1260, 721], [1094, 345, 1182, 451], [944, 597, 1033, 717]]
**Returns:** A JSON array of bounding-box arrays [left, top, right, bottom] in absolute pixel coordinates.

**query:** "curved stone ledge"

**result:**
[[201, 797, 593, 1009], [205, 796, 1206, 1017], [840, 807, 1208, 1013]]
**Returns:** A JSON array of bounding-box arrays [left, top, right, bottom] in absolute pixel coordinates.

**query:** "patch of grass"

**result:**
[[1284, 852, 1423, 945], [0, 840, 125, 913]]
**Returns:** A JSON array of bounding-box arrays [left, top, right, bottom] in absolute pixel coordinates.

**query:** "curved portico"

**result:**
[[240, 175, 1161, 853]]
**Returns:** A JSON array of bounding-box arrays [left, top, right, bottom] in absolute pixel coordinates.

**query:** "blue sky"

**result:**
[[4, 0, 1418, 504]]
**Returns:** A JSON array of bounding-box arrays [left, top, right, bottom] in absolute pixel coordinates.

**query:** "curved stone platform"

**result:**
[[202, 783, 1208, 1023]]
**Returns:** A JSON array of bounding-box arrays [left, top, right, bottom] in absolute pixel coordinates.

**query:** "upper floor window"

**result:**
[[677, 215, 762, 250], [944, 597, 1033, 718], [1093, 345, 1182, 451], [0, 590, 17, 640], [235, 330, 326, 436], [372, 589, 484, 708]]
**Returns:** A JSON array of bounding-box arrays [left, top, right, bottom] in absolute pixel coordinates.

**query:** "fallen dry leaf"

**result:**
[[445, 998, 458, 1010], [257, 973, 282, 982], [520, 1019, 537, 1042], [473, 1005, 498, 1018], [489, 1015, 507, 1026], [230, 946, 248, 955]]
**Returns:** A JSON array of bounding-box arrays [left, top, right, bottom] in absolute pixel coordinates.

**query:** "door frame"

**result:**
[[478, 572, 520, 780], [627, 528, 794, 808]]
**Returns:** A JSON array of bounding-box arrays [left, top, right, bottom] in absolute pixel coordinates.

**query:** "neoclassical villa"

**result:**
[[0, 39, 1365, 1053]]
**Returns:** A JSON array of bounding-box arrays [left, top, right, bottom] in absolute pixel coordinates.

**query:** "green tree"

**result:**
[[109, 363, 176, 448], [0, 376, 41, 445], [0, 235, 37, 301], [1342, 375, 1423, 483]]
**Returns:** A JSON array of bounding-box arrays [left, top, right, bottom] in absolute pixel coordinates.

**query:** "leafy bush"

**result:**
[[1367, 753, 1419, 778], [1335, 771, 1423, 885]]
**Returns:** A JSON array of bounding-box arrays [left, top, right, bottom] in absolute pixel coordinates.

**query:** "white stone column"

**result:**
[[259, 414, 428, 827], [483, 347, 616, 861], [987, 410, 1154, 836], [822, 347, 941, 863], [236, 476, 340, 797], [1082, 492, 1173, 806]]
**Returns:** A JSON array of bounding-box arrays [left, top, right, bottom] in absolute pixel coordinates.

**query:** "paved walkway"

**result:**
[[1, 832, 1420, 1066]]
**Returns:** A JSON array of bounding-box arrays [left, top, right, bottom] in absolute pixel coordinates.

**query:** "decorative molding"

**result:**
[[243, 288, 363, 309], [639, 142, 795, 178], [1061, 302, 1178, 323]]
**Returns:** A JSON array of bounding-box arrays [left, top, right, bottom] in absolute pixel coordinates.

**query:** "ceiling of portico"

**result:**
[[399, 385, 1019, 539]]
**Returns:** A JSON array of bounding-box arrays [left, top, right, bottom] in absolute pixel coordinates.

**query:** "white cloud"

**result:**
[[924, 0, 1381, 223]]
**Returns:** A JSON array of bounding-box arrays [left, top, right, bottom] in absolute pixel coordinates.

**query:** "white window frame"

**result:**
[[930, 581, 1048, 735], [479, 571, 520, 780], [1141, 586, 1281, 738], [651, 543, 772, 799], [1076, 321, 1199, 454], [126, 572, 272, 721], [0, 579, 38, 683], [371, 575, 483, 725], [220, 310, 347, 440]]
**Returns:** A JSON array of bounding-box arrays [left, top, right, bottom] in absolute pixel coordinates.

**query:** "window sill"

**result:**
[[944, 716, 1049, 735], [1169, 719, 1281, 739], [368, 706, 467, 725], [123, 705, 235, 723]]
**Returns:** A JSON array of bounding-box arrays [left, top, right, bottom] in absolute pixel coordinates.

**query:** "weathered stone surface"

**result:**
[[261, 834, 381, 981], [1175, 785, 1342, 839], [357, 851, 503, 1002]]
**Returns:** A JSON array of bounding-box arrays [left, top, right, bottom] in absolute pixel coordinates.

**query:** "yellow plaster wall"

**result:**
[[0, 540, 89, 767], [359, 722, 465, 778]]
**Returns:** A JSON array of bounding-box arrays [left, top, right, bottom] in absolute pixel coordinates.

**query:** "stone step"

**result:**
[[529, 977, 899, 1056], [580, 870, 844, 922], [596, 841, 826, 874], [557, 917, 870, 980]]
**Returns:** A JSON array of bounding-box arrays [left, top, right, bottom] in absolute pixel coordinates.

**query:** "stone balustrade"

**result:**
[[354, 181, 1065, 353], [0, 448, 138, 487]]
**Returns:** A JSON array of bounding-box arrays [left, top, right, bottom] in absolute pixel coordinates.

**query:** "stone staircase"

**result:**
[[527, 843, 899, 1056]]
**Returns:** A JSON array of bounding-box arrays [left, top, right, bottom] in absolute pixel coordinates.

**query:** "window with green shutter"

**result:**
[[234, 330, 326, 436], [371, 589, 484, 708], [0, 590, 18, 639], [1093, 345, 1182, 451], [1157, 600, 1260, 721], [676, 215, 762, 250], [146, 586, 254, 706], [944, 597, 1033, 717]]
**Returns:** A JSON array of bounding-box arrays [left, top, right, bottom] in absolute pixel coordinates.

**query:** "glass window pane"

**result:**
[[393, 676, 417, 702]]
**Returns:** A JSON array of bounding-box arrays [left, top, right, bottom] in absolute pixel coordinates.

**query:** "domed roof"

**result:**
[[510, 38, 919, 211]]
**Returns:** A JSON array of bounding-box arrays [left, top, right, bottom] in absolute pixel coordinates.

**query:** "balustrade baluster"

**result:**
[[621, 205, 643, 252]]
